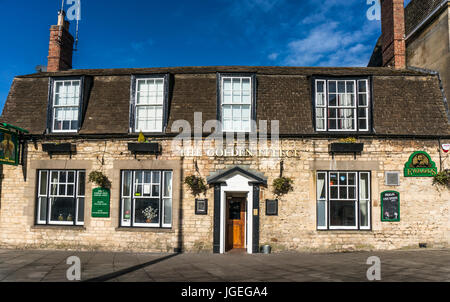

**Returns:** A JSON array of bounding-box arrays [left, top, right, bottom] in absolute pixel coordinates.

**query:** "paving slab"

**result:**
[[0, 248, 449, 282]]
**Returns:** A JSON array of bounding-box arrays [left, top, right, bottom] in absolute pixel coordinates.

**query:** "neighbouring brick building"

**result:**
[[0, 6, 449, 254]]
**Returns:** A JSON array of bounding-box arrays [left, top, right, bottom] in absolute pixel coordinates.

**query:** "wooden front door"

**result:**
[[226, 198, 246, 251]]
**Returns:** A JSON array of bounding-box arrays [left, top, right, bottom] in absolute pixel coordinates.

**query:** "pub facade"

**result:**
[[0, 10, 449, 254]]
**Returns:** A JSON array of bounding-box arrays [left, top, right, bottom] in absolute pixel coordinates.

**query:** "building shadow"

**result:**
[[83, 253, 180, 282]]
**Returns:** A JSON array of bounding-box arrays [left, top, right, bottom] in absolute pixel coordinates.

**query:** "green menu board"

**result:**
[[92, 188, 110, 218]]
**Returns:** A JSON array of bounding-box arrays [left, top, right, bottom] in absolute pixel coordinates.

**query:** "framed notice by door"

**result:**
[[381, 191, 400, 222]]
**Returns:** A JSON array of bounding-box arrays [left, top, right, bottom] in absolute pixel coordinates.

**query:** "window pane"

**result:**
[[360, 200, 369, 227], [122, 171, 131, 197], [346, 81, 355, 93], [338, 81, 345, 93], [358, 94, 367, 106], [317, 81, 324, 93], [135, 199, 160, 224], [317, 200, 326, 227], [39, 171, 48, 196], [163, 198, 172, 226], [330, 200, 356, 227], [360, 173, 370, 200], [39, 197, 48, 222], [358, 80, 367, 93], [152, 171, 160, 184], [329, 81, 336, 93], [122, 198, 132, 224], [78, 172, 85, 196], [317, 173, 326, 199], [359, 119, 368, 130], [223, 79, 232, 90], [329, 94, 337, 106], [163, 172, 172, 197], [50, 197, 75, 223], [77, 198, 85, 223]]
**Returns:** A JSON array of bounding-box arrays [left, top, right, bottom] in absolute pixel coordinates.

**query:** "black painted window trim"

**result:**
[[216, 72, 257, 134], [129, 74, 170, 134], [311, 76, 373, 134], [46, 76, 86, 134]]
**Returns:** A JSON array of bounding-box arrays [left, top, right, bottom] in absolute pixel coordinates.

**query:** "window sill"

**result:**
[[115, 227, 174, 233], [317, 229, 372, 233], [32, 225, 86, 231]]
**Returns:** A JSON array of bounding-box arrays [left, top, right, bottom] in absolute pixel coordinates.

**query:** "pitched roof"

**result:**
[[405, 0, 447, 36], [1, 66, 449, 137]]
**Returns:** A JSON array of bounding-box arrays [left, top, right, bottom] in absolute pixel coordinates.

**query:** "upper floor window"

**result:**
[[219, 75, 255, 133], [131, 75, 169, 133], [315, 79, 370, 132], [52, 80, 81, 132]]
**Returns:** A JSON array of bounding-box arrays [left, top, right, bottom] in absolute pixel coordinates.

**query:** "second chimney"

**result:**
[[380, 0, 406, 69], [47, 10, 74, 72]]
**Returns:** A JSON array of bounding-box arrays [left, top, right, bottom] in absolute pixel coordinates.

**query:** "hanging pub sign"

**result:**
[[404, 151, 437, 177], [92, 188, 111, 218], [0, 125, 20, 166], [381, 191, 400, 222]]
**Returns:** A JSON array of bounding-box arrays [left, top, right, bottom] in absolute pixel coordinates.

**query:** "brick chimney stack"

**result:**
[[47, 10, 74, 72], [380, 0, 406, 69]]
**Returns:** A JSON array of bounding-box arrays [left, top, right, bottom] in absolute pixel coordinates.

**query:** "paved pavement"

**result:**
[[0, 248, 449, 282]]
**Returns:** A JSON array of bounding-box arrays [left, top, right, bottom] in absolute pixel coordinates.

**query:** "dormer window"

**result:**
[[130, 75, 169, 133], [51, 79, 81, 132], [218, 74, 256, 133], [314, 78, 370, 132]]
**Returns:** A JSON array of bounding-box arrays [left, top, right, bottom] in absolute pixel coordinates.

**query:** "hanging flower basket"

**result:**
[[433, 170, 450, 189], [88, 171, 111, 189], [184, 175, 208, 197], [273, 177, 294, 198]]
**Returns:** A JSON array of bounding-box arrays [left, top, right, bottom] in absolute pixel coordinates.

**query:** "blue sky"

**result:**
[[0, 0, 411, 111]]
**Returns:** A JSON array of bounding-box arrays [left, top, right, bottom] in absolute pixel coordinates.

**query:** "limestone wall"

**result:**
[[0, 137, 448, 253]]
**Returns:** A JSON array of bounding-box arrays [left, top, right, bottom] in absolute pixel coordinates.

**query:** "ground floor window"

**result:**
[[317, 171, 371, 230], [120, 170, 173, 228], [36, 170, 85, 226]]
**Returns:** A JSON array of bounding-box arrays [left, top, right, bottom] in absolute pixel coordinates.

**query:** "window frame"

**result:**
[[316, 171, 372, 231], [36, 169, 86, 226], [217, 73, 257, 134], [312, 77, 372, 133], [119, 170, 173, 229], [130, 74, 170, 134], [47, 77, 86, 134]]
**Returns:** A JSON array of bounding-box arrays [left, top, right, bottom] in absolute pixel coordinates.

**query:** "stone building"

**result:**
[[369, 0, 450, 102], [0, 7, 449, 254]]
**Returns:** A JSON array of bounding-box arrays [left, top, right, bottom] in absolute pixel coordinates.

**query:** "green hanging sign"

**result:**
[[404, 151, 437, 177], [92, 188, 110, 218], [0, 127, 19, 166]]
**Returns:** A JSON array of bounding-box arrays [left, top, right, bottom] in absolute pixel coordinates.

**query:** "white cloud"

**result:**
[[268, 52, 279, 60], [283, 22, 368, 66]]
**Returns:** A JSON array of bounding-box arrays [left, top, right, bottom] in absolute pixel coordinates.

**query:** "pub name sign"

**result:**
[[404, 151, 437, 177]]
